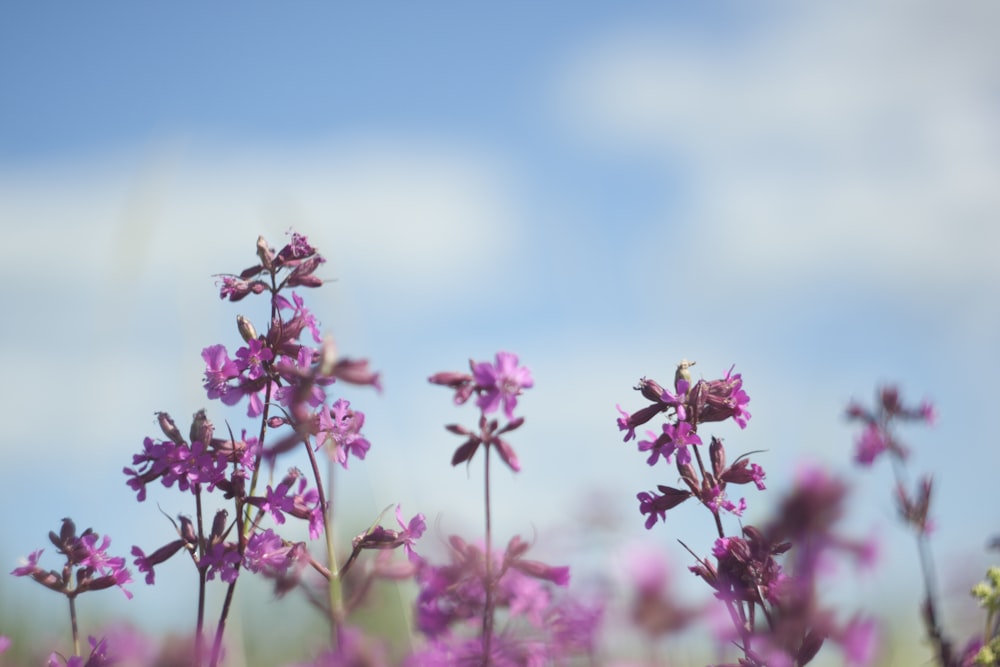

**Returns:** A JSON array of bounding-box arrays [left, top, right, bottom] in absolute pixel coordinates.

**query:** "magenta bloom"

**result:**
[[317, 399, 371, 468], [10, 549, 43, 577], [234, 338, 273, 381], [854, 423, 888, 465], [473, 351, 534, 420], [201, 542, 241, 583], [396, 505, 427, 563], [637, 420, 703, 467], [201, 344, 241, 406]]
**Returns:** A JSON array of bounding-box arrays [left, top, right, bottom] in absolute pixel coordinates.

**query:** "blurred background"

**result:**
[[2, 1, 999, 665]]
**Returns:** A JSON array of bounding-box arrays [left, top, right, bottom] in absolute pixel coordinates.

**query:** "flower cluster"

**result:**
[[429, 351, 534, 471], [415, 352, 601, 664], [408, 535, 600, 666], [846, 385, 935, 466], [11, 518, 133, 601], [618, 360, 762, 529], [13, 230, 991, 667], [63, 233, 420, 666]]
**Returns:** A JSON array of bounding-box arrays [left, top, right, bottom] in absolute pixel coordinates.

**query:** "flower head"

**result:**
[[472, 351, 533, 420]]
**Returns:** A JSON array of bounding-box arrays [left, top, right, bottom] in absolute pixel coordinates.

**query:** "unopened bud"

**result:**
[[190, 409, 213, 445], [637, 377, 666, 403], [319, 335, 337, 376], [256, 235, 274, 271], [236, 315, 258, 342], [210, 510, 229, 543], [179, 516, 198, 545], [675, 359, 696, 390], [157, 412, 185, 444], [709, 437, 726, 477]]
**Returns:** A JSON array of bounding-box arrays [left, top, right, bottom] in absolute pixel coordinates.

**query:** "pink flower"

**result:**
[[472, 351, 534, 420]]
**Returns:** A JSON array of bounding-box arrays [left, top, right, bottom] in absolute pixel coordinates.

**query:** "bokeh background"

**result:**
[[2, 2, 999, 665]]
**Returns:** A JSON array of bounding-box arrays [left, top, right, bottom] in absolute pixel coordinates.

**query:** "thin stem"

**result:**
[[194, 486, 206, 665], [889, 451, 952, 666], [68, 595, 79, 657], [482, 443, 495, 666], [692, 445, 726, 539], [304, 435, 343, 647], [691, 434, 750, 650], [246, 270, 281, 513], [209, 583, 237, 667], [212, 483, 248, 667]]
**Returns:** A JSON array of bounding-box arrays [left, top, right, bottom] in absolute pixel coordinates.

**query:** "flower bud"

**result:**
[[179, 516, 198, 546], [256, 235, 275, 271], [637, 377, 667, 403], [157, 412, 185, 445], [237, 315, 258, 343], [674, 359, 696, 391], [189, 409, 213, 445], [210, 510, 229, 543], [709, 437, 726, 477]]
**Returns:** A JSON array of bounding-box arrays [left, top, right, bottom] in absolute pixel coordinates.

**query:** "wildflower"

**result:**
[[350, 505, 427, 566], [13, 519, 133, 600], [201, 344, 242, 406], [316, 398, 371, 469], [276, 290, 323, 343], [638, 420, 703, 467], [445, 414, 524, 472], [429, 369, 476, 405], [201, 542, 241, 583], [472, 351, 534, 420], [636, 486, 693, 529], [234, 338, 273, 381], [616, 403, 666, 442], [854, 424, 888, 465]]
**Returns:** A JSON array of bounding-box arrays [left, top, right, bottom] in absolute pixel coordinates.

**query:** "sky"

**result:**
[[2, 1, 999, 663]]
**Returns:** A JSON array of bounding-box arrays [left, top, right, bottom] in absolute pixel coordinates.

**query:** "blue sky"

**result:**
[[2, 1, 999, 663]]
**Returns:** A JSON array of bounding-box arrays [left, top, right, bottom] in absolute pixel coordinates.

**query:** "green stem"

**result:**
[[68, 595, 79, 657], [481, 444, 494, 666]]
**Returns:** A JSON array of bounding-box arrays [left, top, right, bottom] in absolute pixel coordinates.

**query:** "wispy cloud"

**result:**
[[553, 1, 1000, 302]]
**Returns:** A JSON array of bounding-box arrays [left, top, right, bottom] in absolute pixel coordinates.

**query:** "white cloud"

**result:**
[[0, 134, 522, 305], [554, 1, 1000, 300]]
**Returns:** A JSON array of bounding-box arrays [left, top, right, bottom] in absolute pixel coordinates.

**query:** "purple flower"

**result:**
[[636, 486, 692, 529], [253, 471, 324, 538], [201, 344, 241, 406], [317, 399, 371, 469], [659, 381, 689, 422], [244, 529, 296, 576], [276, 291, 323, 343], [396, 505, 427, 563], [854, 423, 888, 465], [11, 549, 43, 577], [78, 533, 127, 578], [429, 370, 476, 406], [14, 521, 133, 600], [705, 485, 746, 517], [284, 627, 387, 667], [637, 420, 703, 467], [274, 346, 327, 409], [838, 616, 879, 667], [201, 542, 241, 583], [234, 338, 273, 381], [131, 536, 188, 586], [616, 403, 666, 442], [472, 351, 533, 419]]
